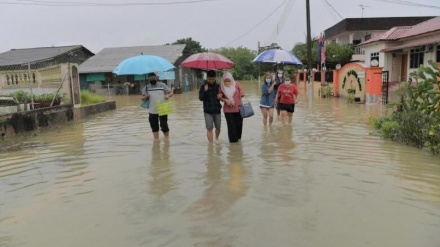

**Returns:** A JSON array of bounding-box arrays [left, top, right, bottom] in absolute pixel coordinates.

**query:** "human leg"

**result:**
[[268, 108, 274, 125], [224, 113, 238, 143], [236, 112, 243, 140], [149, 113, 160, 139], [260, 107, 268, 126], [159, 115, 169, 137], [207, 129, 214, 143], [213, 114, 221, 140], [204, 113, 215, 143], [287, 104, 295, 124]]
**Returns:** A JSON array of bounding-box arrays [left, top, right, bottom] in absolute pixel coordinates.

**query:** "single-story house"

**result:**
[[323, 16, 436, 61], [357, 16, 440, 83], [78, 44, 186, 94], [0, 45, 94, 104]]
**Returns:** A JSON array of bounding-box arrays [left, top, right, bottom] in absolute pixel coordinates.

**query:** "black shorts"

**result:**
[[149, 113, 169, 133], [279, 103, 295, 113]]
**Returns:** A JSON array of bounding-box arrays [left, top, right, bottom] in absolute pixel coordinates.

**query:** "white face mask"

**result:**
[[277, 73, 283, 78], [285, 80, 291, 85]]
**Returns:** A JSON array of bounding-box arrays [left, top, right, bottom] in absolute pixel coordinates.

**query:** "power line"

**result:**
[[223, 0, 289, 47], [367, 0, 440, 9], [263, 0, 296, 47], [323, 0, 343, 20], [0, 0, 220, 6], [321, 0, 342, 22]]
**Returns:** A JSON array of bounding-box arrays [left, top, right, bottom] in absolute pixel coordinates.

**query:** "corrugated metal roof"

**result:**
[[399, 16, 440, 38], [381, 36, 440, 52], [78, 44, 186, 73], [0, 45, 85, 66], [360, 26, 412, 45]]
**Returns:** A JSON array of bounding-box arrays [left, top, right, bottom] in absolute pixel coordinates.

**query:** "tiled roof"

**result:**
[[78, 44, 186, 73], [399, 16, 440, 38], [0, 45, 88, 66]]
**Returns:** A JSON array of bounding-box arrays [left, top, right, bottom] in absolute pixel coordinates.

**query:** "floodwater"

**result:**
[[1, 81, 439, 247]]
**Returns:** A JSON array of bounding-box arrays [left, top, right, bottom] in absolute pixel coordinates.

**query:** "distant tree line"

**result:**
[[171, 37, 355, 80]]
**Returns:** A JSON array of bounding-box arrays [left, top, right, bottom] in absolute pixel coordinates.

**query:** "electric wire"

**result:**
[[323, 0, 344, 20], [263, 0, 296, 47], [223, 0, 289, 47], [0, 0, 220, 6], [367, 0, 440, 9]]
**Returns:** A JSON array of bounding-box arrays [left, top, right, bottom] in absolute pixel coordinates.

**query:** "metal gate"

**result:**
[[382, 71, 389, 105]]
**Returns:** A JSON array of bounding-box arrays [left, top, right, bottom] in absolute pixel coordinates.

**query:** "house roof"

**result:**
[[381, 36, 440, 52], [360, 26, 412, 45], [324, 16, 435, 39], [399, 16, 440, 38], [0, 45, 93, 66], [358, 16, 440, 48], [78, 44, 186, 74]]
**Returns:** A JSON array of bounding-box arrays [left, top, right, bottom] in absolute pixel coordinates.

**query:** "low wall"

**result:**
[[0, 101, 116, 139]]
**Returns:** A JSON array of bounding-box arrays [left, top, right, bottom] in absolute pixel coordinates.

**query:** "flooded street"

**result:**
[[1, 81, 439, 247]]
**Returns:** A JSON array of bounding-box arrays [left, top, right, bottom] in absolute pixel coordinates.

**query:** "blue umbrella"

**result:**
[[253, 49, 303, 65], [113, 55, 175, 75]]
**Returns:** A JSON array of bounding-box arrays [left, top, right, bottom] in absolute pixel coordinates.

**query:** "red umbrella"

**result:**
[[181, 52, 234, 70]]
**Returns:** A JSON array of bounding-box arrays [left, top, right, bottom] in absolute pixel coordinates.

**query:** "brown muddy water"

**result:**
[[1, 81, 439, 247]]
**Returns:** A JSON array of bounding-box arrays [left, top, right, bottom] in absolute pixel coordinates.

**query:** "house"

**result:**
[[0, 45, 94, 70], [78, 44, 186, 94], [357, 16, 440, 83], [0, 45, 94, 105], [324, 16, 435, 61]]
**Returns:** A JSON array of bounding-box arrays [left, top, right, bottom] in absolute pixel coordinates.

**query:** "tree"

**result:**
[[172, 37, 206, 59], [213, 46, 258, 80], [325, 42, 354, 66], [292, 38, 354, 68]]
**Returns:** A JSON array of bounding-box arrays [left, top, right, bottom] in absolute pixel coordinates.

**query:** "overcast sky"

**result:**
[[0, 0, 439, 54]]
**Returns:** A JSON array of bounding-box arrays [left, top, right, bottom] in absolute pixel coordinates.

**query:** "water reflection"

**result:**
[[0, 81, 439, 247], [149, 140, 175, 197], [184, 144, 248, 246]]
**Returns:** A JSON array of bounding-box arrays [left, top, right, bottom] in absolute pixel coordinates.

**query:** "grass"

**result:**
[[80, 90, 106, 106]]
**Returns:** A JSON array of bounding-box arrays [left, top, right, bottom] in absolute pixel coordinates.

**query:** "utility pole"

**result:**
[[306, 0, 312, 83]]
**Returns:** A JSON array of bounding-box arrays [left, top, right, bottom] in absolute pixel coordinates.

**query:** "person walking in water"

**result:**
[[259, 72, 276, 127], [275, 74, 298, 125], [274, 70, 285, 116], [141, 72, 174, 139], [218, 71, 245, 143], [199, 70, 222, 143]]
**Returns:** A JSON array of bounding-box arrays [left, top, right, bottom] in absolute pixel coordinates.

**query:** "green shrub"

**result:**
[[34, 93, 63, 102], [80, 90, 106, 105], [8, 90, 31, 103], [373, 61, 440, 154], [380, 120, 400, 139]]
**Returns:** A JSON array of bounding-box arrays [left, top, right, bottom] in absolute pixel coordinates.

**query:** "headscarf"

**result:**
[[221, 71, 236, 100]]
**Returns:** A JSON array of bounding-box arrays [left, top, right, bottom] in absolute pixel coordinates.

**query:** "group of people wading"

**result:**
[[142, 70, 299, 143]]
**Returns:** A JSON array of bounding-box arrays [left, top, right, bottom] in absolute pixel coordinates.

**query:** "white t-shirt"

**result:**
[[142, 83, 171, 114]]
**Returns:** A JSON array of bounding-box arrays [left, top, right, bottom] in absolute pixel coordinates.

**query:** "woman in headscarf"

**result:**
[[218, 71, 245, 143]]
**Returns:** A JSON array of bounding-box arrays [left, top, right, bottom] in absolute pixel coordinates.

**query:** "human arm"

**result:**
[[141, 86, 149, 100], [162, 83, 173, 100], [294, 86, 299, 104], [199, 83, 207, 101], [217, 88, 235, 106], [237, 82, 245, 97]]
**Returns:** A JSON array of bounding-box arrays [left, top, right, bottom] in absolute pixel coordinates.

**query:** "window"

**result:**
[[370, 52, 379, 62], [365, 34, 371, 41], [410, 47, 424, 69], [437, 45, 440, 63]]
